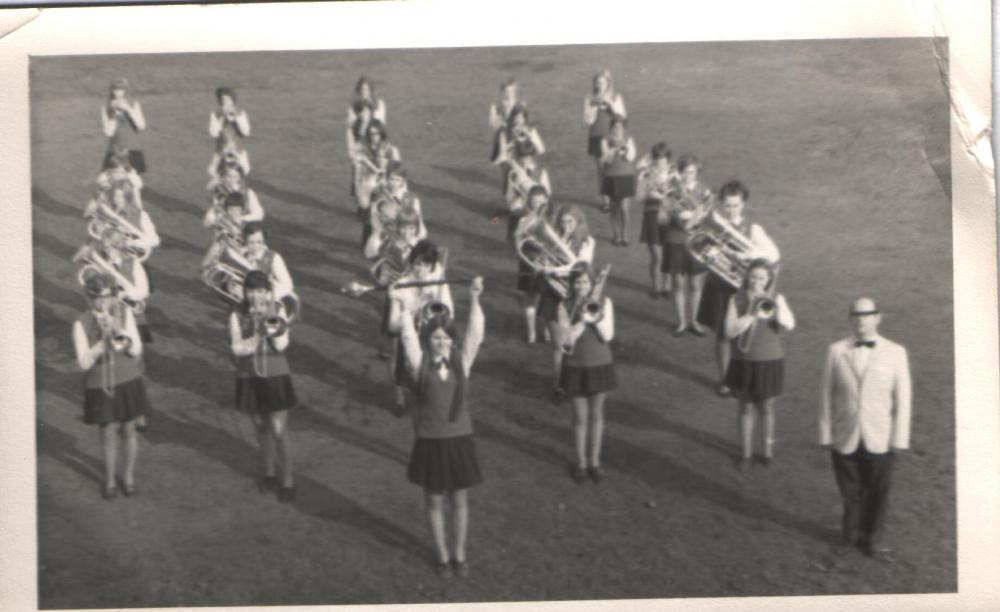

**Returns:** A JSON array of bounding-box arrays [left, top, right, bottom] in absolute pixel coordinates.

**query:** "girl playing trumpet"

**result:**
[[208, 87, 251, 149], [387, 241, 454, 416], [229, 270, 298, 501], [73, 273, 150, 499], [488, 78, 523, 164], [494, 105, 545, 196], [347, 76, 387, 126], [724, 260, 794, 471], [662, 154, 714, 336], [394, 276, 485, 578], [696, 181, 779, 397], [584, 70, 626, 211], [556, 263, 616, 484], [204, 166, 264, 226], [636, 143, 676, 296], [206, 139, 252, 181], [101, 78, 147, 173], [599, 117, 637, 246], [537, 205, 595, 400], [504, 156, 551, 243]]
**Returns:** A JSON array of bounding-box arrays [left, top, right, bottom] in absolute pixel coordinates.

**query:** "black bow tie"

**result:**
[[855, 340, 876, 349], [435, 358, 449, 369]]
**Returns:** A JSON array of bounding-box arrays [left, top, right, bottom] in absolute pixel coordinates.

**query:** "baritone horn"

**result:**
[[73, 243, 147, 314], [685, 212, 756, 289], [86, 202, 151, 262], [514, 216, 578, 297], [201, 245, 253, 304]]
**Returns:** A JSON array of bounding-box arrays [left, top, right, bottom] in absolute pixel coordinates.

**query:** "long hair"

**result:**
[[592, 69, 613, 96], [407, 240, 439, 267], [354, 76, 375, 97], [365, 120, 388, 146], [215, 86, 237, 105], [740, 258, 775, 293], [555, 204, 590, 253], [506, 104, 530, 133], [107, 78, 130, 102], [566, 262, 595, 303]]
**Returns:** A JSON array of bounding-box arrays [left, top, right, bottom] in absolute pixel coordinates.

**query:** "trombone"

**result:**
[[94, 302, 134, 397], [251, 299, 291, 377]]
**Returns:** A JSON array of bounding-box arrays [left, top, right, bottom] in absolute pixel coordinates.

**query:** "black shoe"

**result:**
[[435, 561, 454, 578], [758, 456, 773, 468], [551, 388, 565, 404], [689, 324, 708, 337], [832, 540, 858, 556], [587, 466, 604, 483], [277, 484, 297, 503], [735, 457, 752, 472], [672, 325, 688, 337], [452, 560, 469, 577], [102, 483, 118, 500], [570, 466, 587, 484], [122, 482, 138, 497]]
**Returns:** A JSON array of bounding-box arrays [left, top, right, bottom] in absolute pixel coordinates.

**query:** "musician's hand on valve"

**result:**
[[678, 210, 694, 221]]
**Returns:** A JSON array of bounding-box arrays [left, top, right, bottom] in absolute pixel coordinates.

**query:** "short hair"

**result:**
[[408, 240, 439, 267], [419, 314, 459, 349], [242, 221, 266, 242], [527, 185, 549, 201], [718, 180, 749, 202], [365, 120, 388, 142], [215, 86, 237, 104], [84, 273, 116, 299], [650, 142, 672, 161], [500, 78, 518, 91], [241, 270, 271, 310], [108, 78, 129, 94], [223, 192, 246, 210], [677, 154, 701, 172], [507, 104, 530, 126]]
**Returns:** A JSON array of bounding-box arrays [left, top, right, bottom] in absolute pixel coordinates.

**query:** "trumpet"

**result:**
[[751, 296, 777, 319], [74, 243, 147, 314], [86, 201, 151, 262], [514, 216, 578, 298], [252, 300, 291, 377], [95, 304, 133, 397]]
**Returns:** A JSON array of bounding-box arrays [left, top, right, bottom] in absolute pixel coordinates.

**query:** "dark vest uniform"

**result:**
[[78, 309, 142, 389], [413, 351, 471, 439], [730, 293, 785, 361], [234, 310, 291, 379]]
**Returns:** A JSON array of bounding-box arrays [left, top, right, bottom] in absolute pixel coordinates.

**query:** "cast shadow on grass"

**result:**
[[140, 408, 428, 562], [142, 186, 203, 221], [608, 397, 736, 459], [512, 410, 835, 545], [36, 414, 105, 486], [430, 164, 499, 190], [32, 186, 81, 219], [250, 176, 351, 218]]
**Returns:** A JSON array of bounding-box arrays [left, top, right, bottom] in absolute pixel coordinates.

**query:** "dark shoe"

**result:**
[[136, 421, 149, 433], [587, 466, 604, 483], [715, 384, 732, 398], [672, 325, 688, 337], [570, 466, 587, 484], [452, 560, 469, 577], [277, 484, 297, 503], [758, 456, 773, 468], [435, 561, 454, 578], [102, 483, 118, 500], [621, 239, 630, 247], [256, 475, 278, 493], [735, 457, 752, 472], [690, 324, 708, 337], [122, 482, 138, 497], [866, 545, 896, 563], [392, 402, 408, 418], [551, 388, 565, 404]]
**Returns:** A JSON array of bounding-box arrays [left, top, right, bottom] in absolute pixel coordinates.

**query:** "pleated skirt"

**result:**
[[697, 276, 737, 335], [559, 363, 618, 397], [536, 284, 563, 322], [83, 377, 150, 426], [587, 135, 604, 158], [392, 337, 413, 388], [640, 209, 668, 245], [661, 242, 706, 275], [517, 260, 545, 295], [408, 435, 483, 494], [235, 375, 298, 415], [602, 174, 636, 199], [725, 358, 784, 402]]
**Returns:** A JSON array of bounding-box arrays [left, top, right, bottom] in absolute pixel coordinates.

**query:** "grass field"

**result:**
[[30, 39, 954, 608]]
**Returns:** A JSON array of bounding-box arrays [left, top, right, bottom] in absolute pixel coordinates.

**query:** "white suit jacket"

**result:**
[[819, 335, 912, 454]]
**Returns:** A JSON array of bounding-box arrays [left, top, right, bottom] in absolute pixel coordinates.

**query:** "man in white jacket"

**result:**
[[819, 297, 912, 562]]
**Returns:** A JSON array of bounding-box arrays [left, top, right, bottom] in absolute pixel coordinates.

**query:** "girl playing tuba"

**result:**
[[229, 270, 298, 502], [72, 273, 150, 500]]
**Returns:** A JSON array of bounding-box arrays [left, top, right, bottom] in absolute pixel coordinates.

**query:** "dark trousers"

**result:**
[[831, 442, 895, 547]]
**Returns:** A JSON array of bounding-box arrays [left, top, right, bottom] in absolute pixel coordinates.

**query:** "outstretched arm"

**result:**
[[461, 278, 485, 375]]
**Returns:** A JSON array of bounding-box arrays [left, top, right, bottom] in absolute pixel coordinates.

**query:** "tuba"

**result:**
[[86, 201, 150, 262], [202, 245, 253, 304], [514, 215, 578, 297], [685, 212, 757, 289], [73, 243, 147, 314]]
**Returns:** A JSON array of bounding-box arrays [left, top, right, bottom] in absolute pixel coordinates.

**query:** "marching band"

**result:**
[[61, 69, 916, 576]]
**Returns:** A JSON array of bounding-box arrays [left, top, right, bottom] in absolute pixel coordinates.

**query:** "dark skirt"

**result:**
[[235, 374, 298, 415], [725, 358, 784, 402], [144, 263, 155, 294], [536, 283, 563, 322], [138, 323, 153, 344], [587, 135, 603, 158], [380, 296, 392, 337], [661, 242, 706, 275], [83, 377, 150, 426], [516, 260, 545, 295], [697, 275, 736, 335], [408, 435, 483, 494], [103, 149, 146, 174], [361, 221, 373, 249], [559, 363, 617, 397], [640, 209, 668, 245], [602, 174, 636, 199]]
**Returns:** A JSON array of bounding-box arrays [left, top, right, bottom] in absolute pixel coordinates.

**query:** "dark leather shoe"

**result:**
[[587, 466, 604, 483], [832, 540, 857, 556], [570, 466, 587, 484], [277, 485, 297, 503], [736, 457, 752, 472]]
